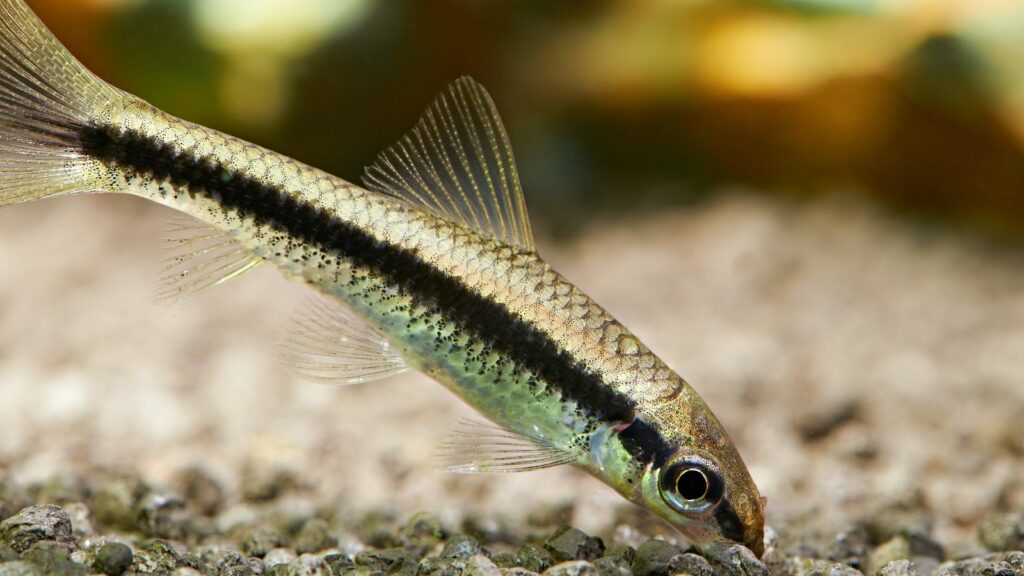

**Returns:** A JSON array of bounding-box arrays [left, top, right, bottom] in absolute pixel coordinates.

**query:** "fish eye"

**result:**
[[658, 456, 724, 514]]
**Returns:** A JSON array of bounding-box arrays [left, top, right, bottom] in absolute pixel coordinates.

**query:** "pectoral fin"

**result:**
[[435, 417, 578, 473]]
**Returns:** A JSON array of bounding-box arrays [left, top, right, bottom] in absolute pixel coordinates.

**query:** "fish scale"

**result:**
[[0, 0, 767, 566]]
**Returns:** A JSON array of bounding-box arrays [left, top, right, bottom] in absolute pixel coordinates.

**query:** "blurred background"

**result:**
[[22, 0, 1024, 237], [1, 0, 1023, 550]]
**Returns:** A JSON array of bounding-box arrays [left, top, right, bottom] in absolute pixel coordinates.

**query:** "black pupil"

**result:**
[[676, 468, 709, 500]]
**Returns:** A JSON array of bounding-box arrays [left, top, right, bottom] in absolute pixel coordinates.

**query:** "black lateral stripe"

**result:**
[[78, 124, 676, 463]]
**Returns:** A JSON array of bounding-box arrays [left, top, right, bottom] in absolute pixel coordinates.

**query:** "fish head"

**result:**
[[632, 399, 765, 558]]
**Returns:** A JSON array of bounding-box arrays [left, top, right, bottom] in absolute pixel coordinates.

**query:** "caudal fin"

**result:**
[[0, 0, 123, 207]]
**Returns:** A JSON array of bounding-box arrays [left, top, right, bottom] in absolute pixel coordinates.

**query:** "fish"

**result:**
[[0, 0, 766, 565]]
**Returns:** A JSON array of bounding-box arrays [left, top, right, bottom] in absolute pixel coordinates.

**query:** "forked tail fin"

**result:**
[[0, 0, 124, 207]]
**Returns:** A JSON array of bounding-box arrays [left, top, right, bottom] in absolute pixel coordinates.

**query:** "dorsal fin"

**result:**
[[363, 76, 535, 250]]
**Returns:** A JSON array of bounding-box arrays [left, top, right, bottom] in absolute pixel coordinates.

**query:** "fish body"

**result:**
[[0, 0, 765, 561]]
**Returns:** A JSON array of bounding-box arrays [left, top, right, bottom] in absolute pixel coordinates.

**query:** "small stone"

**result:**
[[174, 467, 225, 517], [324, 552, 354, 573], [871, 560, 918, 576], [264, 548, 298, 569], [669, 553, 712, 576], [193, 545, 247, 574], [631, 540, 684, 576], [19, 541, 88, 576], [241, 525, 284, 558], [442, 534, 484, 559], [61, 504, 94, 541], [501, 569, 541, 576], [905, 531, 944, 561], [92, 542, 133, 576], [294, 518, 337, 555], [791, 558, 863, 576], [403, 512, 445, 546], [543, 560, 596, 576], [91, 476, 148, 532], [466, 555, 501, 576], [271, 554, 332, 576], [869, 537, 911, 574], [0, 545, 18, 561], [131, 540, 199, 574], [355, 546, 422, 574], [135, 493, 190, 539], [240, 467, 300, 503], [222, 564, 260, 576], [593, 556, 633, 576], [420, 556, 472, 576], [0, 505, 74, 553], [352, 511, 399, 549], [514, 544, 556, 573], [829, 528, 871, 571], [0, 561, 42, 576], [544, 528, 605, 562], [979, 515, 1024, 553]]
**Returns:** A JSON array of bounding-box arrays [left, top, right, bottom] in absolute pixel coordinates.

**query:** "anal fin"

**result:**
[[155, 216, 263, 304], [436, 417, 578, 473], [281, 295, 408, 385]]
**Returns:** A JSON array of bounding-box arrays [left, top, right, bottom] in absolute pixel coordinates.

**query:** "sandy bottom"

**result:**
[[1, 192, 1022, 547]]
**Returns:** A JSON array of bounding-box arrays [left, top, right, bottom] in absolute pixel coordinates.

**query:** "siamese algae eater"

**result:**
[[0, 0, 765, 562]]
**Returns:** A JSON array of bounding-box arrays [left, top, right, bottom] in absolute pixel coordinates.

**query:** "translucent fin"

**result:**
[[363, 76, 535, 250], [0, 0, 124, 207], [281, 295, 408, 385], [436, 418, 578, 474], [154, 216, 263, 304]]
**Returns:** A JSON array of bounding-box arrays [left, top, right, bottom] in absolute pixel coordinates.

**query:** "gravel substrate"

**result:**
[[0, 470, 1022, 576]]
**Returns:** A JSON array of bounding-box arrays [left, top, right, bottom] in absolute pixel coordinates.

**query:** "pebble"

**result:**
[[592, 556, 633, 576], [514, 543, 556, 573], [829, 528, 871, 571], [0, 505, 74, 553], [135, 492, 190, 539], [174, 467, 225, 517], [403, 512, 445, 546], [241, 525, 284, 558], [92, 542, 133, 576], [19, 541, 88, 576], [631, 540, 684, 576], [264, 548, 298, 569], [91, 476, 148, 532], [935, 554, 1024, 576], [420, 553, 500, 576], [871, 560, 918, 576], [267, 553, 333, 576], [543, 560, 597, 576], [501, 569, 541, 576], [294, 518, 338, 555], [545, 528, 606, 562], [978, 514, 1024, 552], [869, 537, 911, 574], [670, 553, 713, 576], [790, 558, 864, 576], [442, 534, 484, 559]]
